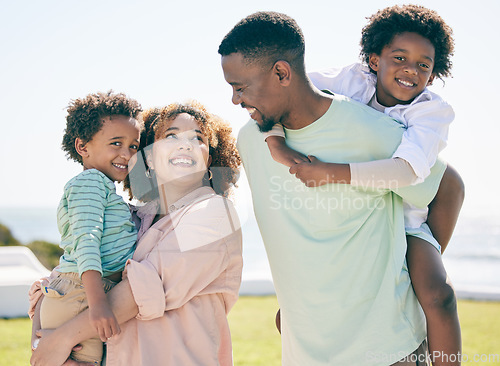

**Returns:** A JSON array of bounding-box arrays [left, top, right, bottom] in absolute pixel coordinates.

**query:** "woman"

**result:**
[[30, 101, 243, 366]]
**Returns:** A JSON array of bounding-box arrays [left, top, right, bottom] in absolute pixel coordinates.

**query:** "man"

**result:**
[[219, 11, 447, 365]]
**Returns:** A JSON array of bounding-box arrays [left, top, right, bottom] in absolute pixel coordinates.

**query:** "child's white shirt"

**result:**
[[265, 63, 455, 230], [267, 63, 454, 183], [310, 63, 454, 182]]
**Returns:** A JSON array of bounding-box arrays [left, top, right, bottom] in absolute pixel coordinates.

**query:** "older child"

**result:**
[[33, 91, 142, 365], [268, 5, 462, 365]]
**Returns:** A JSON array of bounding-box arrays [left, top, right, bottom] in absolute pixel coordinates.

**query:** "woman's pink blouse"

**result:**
[[106, 187, 243, 366]]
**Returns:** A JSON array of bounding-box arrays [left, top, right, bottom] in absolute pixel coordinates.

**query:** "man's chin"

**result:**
[[257, 119, 276, 133]]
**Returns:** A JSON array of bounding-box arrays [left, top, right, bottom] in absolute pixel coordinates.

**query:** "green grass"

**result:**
[[458, 300, 500, 365], [229, 296, 282, 365], [2, 298, 499, 366], [0, 318, 32, 365]]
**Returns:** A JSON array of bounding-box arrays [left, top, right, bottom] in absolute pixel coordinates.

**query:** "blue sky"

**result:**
[[1, 0, 499, 224]]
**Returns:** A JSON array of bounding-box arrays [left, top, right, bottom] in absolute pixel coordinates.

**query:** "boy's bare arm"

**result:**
[[266, 136, 309, 167], [427, 165, 465, 253], [81, 270, 120, 342]]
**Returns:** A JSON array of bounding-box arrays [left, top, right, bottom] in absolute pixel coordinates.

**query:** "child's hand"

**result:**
[[289, 156, 332, 187], [266, 136, 309, 168], [89, 301, 121, 342], [290, 156, 352, 187]]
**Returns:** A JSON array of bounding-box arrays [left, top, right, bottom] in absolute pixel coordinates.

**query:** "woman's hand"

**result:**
[[30, 329, 74, 366], [62, 360, 94, 366]]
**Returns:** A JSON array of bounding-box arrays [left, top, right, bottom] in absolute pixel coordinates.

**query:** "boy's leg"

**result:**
[[406, 236, 461, 366], [427, 165, 465, 253]]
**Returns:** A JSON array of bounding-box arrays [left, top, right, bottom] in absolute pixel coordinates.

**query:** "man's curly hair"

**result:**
[[62, 91, 143, 165], [360, 4, 454, 79], [218, 11, 306, 74], [124, 101, 241, 200]]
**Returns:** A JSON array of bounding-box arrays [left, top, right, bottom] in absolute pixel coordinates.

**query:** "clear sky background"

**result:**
[[1, 0, 499, 225]]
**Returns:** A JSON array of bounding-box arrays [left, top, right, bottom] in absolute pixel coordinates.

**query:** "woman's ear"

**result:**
[[368, 54, 380, 73], [207, 155, 212, 168], [273, 60, 292, 86], [75, 138, 89, 158], [145, 151, 154, 169]]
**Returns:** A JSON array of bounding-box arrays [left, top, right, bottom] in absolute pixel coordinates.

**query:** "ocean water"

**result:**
[[1, 206, 499, 299]]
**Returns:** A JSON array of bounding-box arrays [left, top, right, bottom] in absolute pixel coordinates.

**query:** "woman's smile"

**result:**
[[169, 155, 197, 167]]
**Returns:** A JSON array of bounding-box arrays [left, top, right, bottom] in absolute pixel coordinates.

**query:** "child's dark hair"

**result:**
[[62, 91, 143, 165], [360, 4, 454, 79], [218, 11, 306, 75]]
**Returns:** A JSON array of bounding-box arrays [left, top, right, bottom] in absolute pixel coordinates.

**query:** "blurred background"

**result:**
[[1, 0, 499, 299]]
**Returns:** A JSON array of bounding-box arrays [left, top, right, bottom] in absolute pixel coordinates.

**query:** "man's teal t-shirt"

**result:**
[[237, 94, 446, 365]]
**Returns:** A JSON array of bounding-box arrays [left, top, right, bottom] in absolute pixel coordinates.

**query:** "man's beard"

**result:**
[[257, 117, 278, 133]]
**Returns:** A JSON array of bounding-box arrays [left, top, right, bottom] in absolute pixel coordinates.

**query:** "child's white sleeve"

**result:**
[[390, 97, 454, 183], [350, 158, 418, 188], [308, 63, 376, 105], [262, 124, 285, 141]]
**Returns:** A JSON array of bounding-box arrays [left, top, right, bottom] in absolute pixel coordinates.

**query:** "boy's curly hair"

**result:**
[[124, 101, 241, 200], [360, 4, 454, 79], [62, 91, 143, 165]]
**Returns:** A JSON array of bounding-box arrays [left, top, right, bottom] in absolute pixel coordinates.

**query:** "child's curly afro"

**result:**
[[62, 91, 142, 165], [360, 4, 455, 79]]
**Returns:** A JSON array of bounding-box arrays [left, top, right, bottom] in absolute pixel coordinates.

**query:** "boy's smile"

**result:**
[[369, 32, 436, 107]]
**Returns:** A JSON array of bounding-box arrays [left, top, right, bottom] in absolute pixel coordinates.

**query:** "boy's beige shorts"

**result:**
[[40, 272, 117, 365]]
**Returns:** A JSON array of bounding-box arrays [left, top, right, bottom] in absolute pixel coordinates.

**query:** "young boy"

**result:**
[[268, 5, 462, 365], [32, 91, 142, 364]]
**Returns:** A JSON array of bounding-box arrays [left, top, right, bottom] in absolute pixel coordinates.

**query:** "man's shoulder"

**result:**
[[237, 119, 259, 138], [237, 119, 262, 154], [331, 94, 402, 126]]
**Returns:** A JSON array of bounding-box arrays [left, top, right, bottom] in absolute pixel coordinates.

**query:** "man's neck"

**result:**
[[281, 84, 333, 130]]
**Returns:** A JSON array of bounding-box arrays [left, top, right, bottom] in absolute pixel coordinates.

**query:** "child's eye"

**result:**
[[165, 134, 177, 139], [419, 63, 430, 69], [130, 144, 139, 150], [111, 142, 122, 146], [394, 56, 404, 62]]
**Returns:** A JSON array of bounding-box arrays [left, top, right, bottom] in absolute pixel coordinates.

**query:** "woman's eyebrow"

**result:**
[[166, 127, 203, 134]]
